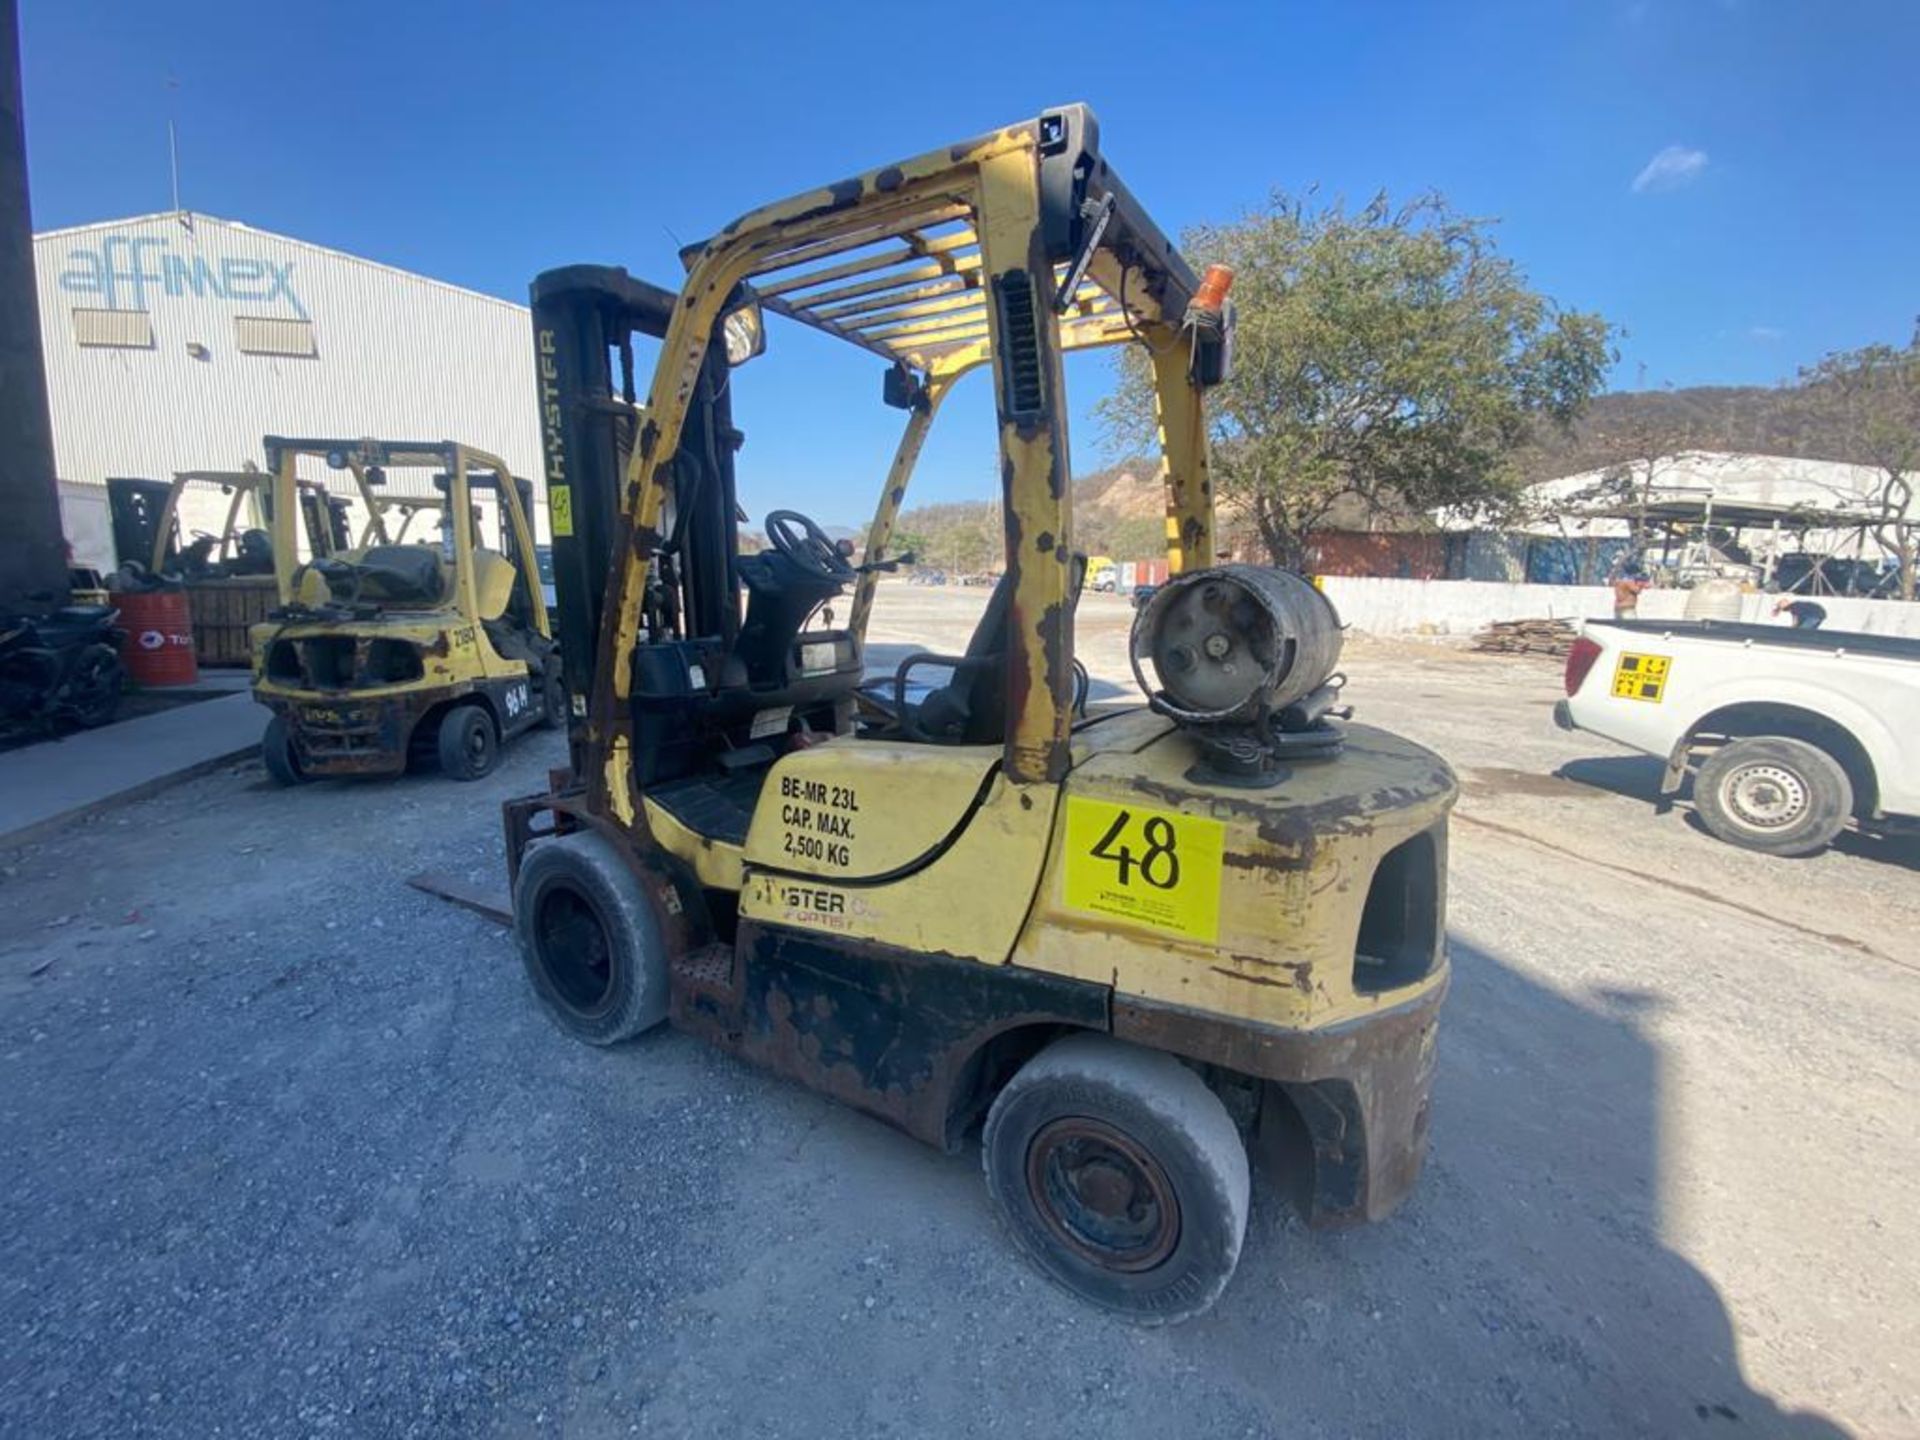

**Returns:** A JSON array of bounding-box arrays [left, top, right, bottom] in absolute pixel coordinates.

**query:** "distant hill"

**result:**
[[1524, 383, 1879, 480], [890, 380, 1892, 567]]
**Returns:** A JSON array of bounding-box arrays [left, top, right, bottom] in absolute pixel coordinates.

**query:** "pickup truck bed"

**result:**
[[1556, 617, 1920, 855], [1603, 617, 1920, 663]]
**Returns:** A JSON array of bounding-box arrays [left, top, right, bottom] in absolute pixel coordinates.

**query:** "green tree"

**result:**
[[1099, 191, 1615, 568], [1795, 323, 1920, 599]]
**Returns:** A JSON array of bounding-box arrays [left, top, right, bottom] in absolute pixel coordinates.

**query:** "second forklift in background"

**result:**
[[249, 437, 559, 784]]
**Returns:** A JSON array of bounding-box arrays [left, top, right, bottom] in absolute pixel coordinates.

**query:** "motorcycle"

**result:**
[[0, 604, 128, 733]]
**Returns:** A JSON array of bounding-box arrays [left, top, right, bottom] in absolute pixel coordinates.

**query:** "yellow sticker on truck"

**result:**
[[1063, 797, 1224, 942], [548, 483, 574, 538], [1611, 651, 1671, 702]]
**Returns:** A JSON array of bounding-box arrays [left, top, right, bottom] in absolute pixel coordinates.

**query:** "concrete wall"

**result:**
[[1320, 575, 1920, 640]]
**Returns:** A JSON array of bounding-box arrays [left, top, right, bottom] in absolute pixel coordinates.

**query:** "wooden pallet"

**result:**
[[185, 577, 278, 667], [1471, 618, 1576, 658]]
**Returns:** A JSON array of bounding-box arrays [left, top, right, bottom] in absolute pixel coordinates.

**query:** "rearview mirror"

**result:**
[[883, 363, 929, 412]]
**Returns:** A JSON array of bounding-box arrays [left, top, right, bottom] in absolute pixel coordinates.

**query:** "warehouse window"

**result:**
[[72, 308, 155, 349], [235, 315, 318, 358]]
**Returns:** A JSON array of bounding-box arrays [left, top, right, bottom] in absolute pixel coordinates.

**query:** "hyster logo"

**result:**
[[780, 886, 845, 915], [58, 234, 307, 319]]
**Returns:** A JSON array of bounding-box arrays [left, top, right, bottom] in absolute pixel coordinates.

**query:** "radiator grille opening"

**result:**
[[267, 640, 302, 683], [1353, 829, 1440, 995], [365, 639, 424, 684], [301, 636, 358, 689], [992, 270, 1044, 420]]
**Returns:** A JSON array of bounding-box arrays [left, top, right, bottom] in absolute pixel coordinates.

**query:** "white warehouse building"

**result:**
[[34, 211, 545, 568]]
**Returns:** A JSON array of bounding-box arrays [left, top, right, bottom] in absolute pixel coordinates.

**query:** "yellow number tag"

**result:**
[[1063, 797, 1224, 942], [549, 484, 574, 538], [1612, 651, 1670, 702]]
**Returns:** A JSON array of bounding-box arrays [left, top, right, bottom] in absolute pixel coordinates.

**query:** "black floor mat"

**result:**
[[648, 767, 770, 846]]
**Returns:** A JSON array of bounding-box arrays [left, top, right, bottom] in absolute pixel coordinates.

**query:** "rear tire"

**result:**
[[1695, 735, 1851, 857], [513, 830, 669, 1045], [983, 1033, 1250, 1325], [538, 666, 565, 730], [436, 703, 498, 781], [261, 715, 306, 786]]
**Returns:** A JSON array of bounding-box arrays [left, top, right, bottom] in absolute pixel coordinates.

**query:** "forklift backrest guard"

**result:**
[[543, 105, 1221, 823]]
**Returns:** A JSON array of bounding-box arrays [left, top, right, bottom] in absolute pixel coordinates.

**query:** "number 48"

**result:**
[[1090, 809, 1180, 890]]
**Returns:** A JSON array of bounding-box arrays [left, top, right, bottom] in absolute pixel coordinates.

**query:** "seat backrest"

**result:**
[[354, 545, 448, 606], [943, 554, 1085, 745], [472, 549, 517, 621], [943, 571, 1017, 743]]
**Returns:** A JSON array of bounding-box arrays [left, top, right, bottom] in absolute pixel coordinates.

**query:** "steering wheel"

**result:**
[[764, 509, 855, 582]]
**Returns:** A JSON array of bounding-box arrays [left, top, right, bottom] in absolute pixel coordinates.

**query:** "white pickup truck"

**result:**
[[1555, 618, 1920, 856]]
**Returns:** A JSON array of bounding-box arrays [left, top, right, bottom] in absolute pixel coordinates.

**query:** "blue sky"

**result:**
[[20, 0, 1919, 527]]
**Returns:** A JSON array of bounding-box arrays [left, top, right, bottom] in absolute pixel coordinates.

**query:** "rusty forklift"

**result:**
[[251, 438, 559, 783], [507, 105, 1455, 1321]]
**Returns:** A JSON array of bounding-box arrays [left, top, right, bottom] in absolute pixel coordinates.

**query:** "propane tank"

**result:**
[[1129, 565, 1347, 784]]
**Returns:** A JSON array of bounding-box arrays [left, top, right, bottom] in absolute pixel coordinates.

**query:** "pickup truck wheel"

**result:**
[[1695, 736, 1851, 857]]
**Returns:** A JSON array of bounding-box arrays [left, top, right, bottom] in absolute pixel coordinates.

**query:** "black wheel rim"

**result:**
[[466, 715, 494, 767], [1025, 1117, 1181, 1273], [534, 885, 615, 1015]]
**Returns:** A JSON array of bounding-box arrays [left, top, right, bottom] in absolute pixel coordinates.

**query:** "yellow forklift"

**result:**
[[507, 105, 1454, 1321], [108, 465, 351, 581], [251, 437, 559, 784]]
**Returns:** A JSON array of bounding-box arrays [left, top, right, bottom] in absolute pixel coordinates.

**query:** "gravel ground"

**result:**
[[2, 584, 1915, 1439]]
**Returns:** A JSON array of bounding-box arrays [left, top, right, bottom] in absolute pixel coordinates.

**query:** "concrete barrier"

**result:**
[[1319, 575, 1920, 639]]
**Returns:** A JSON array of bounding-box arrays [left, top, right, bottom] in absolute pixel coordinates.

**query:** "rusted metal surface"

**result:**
[[1114, 979, 1445, 1224], [974, 146, 1073, 786], [266, 669, 541, 778], [677, 922, 1107, 1151], [1025, 1117, 1181, 1272], [263, 691, 435, 777]]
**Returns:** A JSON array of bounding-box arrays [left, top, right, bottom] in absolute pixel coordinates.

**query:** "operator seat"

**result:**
[[353, 545, 448, 605], [893, 554, 1087, 744], [730, 548, 864, 702]]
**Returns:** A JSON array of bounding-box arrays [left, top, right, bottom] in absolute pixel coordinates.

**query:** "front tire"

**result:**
[[983, 1033, 1250, 1325], [436, 703, 499, 781], [1695, 735, 1851, 857], [513, 830, 670, 1045], [261, 715, 306, 786]]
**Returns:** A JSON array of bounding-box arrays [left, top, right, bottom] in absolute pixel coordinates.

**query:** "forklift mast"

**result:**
[[529, 266, 742, 765]]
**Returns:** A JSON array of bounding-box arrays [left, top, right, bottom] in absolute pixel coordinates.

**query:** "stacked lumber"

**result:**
[[1472, 618, 1576, 658]]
